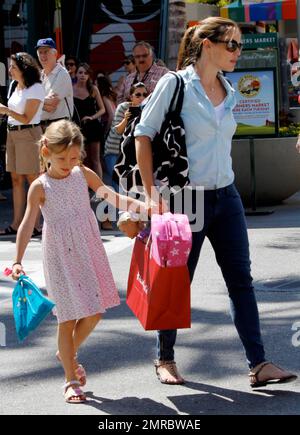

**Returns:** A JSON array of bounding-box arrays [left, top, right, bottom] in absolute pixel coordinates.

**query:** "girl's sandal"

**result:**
[[56, 351, 87, 386], [75, 364, 87, 387], [63, 380, 86, 404]]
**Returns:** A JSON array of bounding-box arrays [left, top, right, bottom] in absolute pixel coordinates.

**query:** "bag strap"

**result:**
[[167, 72, 184, 114], [7, 80, 18, 100], [64, 97, 72, 119]]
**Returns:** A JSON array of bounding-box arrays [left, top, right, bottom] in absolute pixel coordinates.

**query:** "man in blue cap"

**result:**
[[36, 37, 73, 128]]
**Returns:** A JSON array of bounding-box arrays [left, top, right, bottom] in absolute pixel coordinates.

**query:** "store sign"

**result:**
[[242, 33, 278, 49], [226, 69, 278, 137]]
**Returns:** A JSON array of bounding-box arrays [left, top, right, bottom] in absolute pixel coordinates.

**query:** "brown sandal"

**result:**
[[249, 361, 297, 388], [154, 360, 185, 385]]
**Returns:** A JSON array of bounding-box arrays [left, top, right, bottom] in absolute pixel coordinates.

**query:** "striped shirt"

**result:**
[[117, 63, 169, 104], [104, 102, 130, 156]]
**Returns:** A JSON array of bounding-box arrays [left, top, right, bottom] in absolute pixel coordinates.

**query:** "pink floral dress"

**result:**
[[39, 166, 120, 323]]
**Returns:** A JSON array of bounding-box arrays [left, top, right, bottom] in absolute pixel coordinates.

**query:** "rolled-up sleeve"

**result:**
[[134, 73, 178, 140]]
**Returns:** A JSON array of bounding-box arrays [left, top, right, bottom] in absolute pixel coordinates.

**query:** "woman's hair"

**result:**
[[96, 74, 117, 102], [11, 52, 41, 88], [65, 55, 79, 67], [177, 17, 240, 70], [176, 25, 199, 71], [129, 82, 148, 98], [39, 120, 84, 172], [77, 62, 94, 96]]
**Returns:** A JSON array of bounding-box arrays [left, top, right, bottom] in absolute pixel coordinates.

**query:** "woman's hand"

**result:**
[[81, 116, 94, 123], [124, 110, 131, 121], [145, 191, 169, 216], [11, 263, 25, 281]]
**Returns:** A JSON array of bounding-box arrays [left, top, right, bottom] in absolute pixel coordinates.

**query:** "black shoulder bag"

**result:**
[[113, 72, 189, 194]]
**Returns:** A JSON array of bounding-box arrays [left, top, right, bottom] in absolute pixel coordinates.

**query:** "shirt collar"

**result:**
[[184, 64, 235, 107], [43, 63, 61, 77]]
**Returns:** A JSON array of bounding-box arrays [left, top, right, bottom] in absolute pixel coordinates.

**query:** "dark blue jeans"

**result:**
[[157, 184, 265, 369]]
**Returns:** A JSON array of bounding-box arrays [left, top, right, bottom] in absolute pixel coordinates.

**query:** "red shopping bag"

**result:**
[[126, 238, 191, 330]]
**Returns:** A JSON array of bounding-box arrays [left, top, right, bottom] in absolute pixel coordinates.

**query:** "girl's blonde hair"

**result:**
[[39, 119, 84, 172], [177, 17, 240, 70]]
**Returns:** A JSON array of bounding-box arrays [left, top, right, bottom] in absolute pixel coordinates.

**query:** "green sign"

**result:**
[[237, 49, 278, 69], [242, 33, 278, 49]]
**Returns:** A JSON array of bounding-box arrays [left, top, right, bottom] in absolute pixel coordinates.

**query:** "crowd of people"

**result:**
[[0, 38, 168, 234], [0, 18, 298, 404]]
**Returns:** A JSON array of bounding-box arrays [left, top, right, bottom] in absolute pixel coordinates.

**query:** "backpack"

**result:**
[[113, 72, 189, 194]]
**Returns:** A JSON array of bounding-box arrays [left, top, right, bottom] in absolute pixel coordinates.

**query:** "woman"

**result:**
[[105, 82, 148, 184], [0, 52, 44, 236], [134, 17, 297, 387], [114, 55, 136, 96], [101, 82, 148, 230], [65, 55, 79, 84], [73, 63, 105, 178], [96, 74, 117, 138]]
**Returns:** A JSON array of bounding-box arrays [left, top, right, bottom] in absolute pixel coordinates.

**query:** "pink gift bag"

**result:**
[[151, 213, 192, 268]]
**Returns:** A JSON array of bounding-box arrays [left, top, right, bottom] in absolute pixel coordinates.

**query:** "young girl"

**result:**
[[11, 119, 146, 404]]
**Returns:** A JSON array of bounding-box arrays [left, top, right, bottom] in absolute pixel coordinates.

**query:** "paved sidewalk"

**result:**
[[0, 189, 299, 415]]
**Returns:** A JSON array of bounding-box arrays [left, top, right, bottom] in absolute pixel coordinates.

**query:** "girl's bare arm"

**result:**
[[82, 165, 146, 216], [12, 180, 44, 279]]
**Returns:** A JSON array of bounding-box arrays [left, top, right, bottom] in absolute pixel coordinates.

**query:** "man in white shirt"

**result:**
[[36, 38, 73, 128]]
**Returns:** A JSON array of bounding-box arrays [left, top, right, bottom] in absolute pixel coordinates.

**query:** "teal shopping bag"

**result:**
[[12, 275, 55, 341]]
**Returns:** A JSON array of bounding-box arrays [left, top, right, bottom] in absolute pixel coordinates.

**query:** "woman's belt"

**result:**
[[7, 123, 41, 131]]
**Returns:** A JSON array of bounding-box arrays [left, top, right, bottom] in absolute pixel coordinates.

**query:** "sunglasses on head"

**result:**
[[15, 53, 24, 62], [133, 92, 148, 97], [123, 60, 131, 65], [210, 38, 243, 53], [66, 62, 75, 66], [134, 53, 149, 60]]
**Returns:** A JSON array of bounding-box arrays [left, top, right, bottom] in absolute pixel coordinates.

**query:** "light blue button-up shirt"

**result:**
[[134, 65, 237, 190]]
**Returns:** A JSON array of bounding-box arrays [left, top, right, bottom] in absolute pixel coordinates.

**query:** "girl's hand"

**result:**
[[11, 263, 25, 281], [296, 137, 300, 153]]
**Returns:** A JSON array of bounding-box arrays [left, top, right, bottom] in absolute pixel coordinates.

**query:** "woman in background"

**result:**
[[0, 52, 44, 236], [73, 63, 105, 178]]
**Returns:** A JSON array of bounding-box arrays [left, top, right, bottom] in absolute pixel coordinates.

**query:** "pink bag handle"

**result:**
[[163, 213, 180, 239]]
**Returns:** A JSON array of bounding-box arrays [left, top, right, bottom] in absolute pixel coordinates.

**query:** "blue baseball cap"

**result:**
[[35, 38, 56, 49]]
